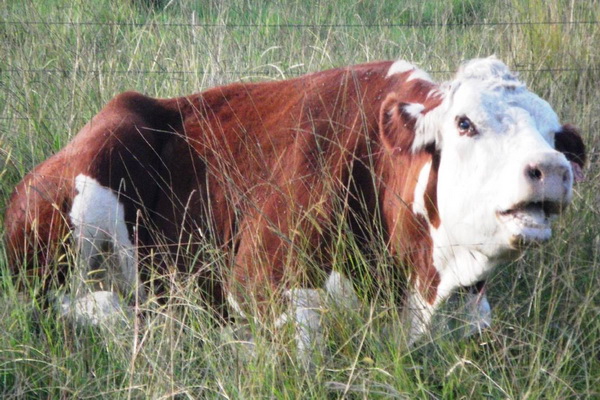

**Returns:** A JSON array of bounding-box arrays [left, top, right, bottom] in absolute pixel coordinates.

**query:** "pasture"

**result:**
[[1, 0, 599, 398]]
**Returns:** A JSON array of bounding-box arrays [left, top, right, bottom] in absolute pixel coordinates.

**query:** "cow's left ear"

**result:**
[[555, 124, 586, 182], [379, 93, 430, 155]]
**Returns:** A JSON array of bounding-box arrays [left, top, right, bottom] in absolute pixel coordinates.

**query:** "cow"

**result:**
[[4, 57, 586, 361]]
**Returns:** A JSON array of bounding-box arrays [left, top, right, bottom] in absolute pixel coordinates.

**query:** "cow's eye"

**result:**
[[457, 116, 477, 136], [458, 118, 471, 131]]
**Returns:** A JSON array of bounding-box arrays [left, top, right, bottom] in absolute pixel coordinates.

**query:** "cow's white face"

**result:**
[[412, 58, 575, 289]]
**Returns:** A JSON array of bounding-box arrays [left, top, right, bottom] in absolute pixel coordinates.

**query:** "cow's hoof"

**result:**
[[55, 291, 131, 327]]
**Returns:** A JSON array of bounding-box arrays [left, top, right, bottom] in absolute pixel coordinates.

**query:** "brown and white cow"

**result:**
[[4, 57, 585, 356]]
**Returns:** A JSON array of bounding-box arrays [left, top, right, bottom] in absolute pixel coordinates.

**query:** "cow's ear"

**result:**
[[555, 124, 586, 182], [379, 94, 428, 155]]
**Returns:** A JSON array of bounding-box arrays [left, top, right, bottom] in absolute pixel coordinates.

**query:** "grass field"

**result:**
[[1, 0, 599, 398]]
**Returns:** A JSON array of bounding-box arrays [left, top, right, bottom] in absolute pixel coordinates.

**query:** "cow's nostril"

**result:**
[[527, 166, 543, 181]]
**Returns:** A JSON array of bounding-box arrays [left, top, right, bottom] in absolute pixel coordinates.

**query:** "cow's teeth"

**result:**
[[497, 204, 553, 244]]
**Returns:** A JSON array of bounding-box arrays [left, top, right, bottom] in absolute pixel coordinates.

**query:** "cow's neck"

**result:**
[[378, 145, 499, 302], [377, 148, 437, 301], [380, 148, 495, 305], [430, 229, 494, 301], [377, 147, 500, 341]]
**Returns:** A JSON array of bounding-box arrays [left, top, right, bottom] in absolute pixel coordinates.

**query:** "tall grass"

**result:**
[[1, 0, 599, 398]]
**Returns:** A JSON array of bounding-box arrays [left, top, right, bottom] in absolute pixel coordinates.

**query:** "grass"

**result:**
[[1, 0, 599, 398]]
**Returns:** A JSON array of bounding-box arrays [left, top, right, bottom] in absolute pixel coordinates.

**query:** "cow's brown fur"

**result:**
[[0, 61, 493, 317]]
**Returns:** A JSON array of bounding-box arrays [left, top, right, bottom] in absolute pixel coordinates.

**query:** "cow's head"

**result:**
[[381, 57, 586, 293]]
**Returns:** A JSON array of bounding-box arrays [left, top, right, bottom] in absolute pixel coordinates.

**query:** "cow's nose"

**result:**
[[525, 160, 571, 185]]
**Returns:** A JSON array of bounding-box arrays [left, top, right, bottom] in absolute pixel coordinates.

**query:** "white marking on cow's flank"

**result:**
[[70, 174, 146, 303]]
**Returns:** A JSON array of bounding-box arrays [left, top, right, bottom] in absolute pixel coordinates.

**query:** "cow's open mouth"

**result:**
[[497, 201, 562, 245]]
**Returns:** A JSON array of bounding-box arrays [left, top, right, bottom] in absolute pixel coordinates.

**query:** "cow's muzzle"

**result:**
[[498, 151, 573, 247]]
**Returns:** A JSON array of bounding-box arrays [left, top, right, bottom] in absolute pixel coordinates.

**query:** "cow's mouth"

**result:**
[[497, 201, 562, 246]]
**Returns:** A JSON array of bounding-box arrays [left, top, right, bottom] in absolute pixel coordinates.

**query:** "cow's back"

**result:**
[[5, 60, 402, 299], [150, 61, 397, 253]]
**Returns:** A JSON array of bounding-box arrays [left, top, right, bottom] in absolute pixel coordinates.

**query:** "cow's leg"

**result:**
[[274, 272, 358, 367], [228, 272, 355, 368], [407, 281, 492, 343], [58, 290, 130, 327], [112, 215, 146, 304], [69, 176, 109, 297], [324, 270, 360, 308], [228, 170, 339, 365], [226, 285, 324, 367], [280, 288, 325, 367], [406, 288, 436, 344], [461, 283, 492, 337]]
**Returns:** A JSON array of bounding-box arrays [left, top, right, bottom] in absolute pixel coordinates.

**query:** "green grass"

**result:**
[[1, 0, 599, 398]]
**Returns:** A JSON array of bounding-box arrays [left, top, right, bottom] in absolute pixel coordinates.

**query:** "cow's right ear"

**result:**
[[379, 94, 428, 155], [555, 124, 586, 182]]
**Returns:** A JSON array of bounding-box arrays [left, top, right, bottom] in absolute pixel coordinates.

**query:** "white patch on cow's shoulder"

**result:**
[[70, 174, 146, 303], [404, 224, 495, 344], [412, 161, 432, 219], [387, 60, 416, 76], [387, 59, 433, 82]]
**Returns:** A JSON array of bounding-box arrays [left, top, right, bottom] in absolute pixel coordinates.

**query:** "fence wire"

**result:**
[[1, 67, 598, 77], [2, 18, 597, 78], [1, 20, 598, 28], [1, 18, 597, 121]]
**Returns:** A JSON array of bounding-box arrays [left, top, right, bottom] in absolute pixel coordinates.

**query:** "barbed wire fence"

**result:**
[[1, 19, 598, 122], [2, 19, 599, 27], [2, 19, 598, 71]]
